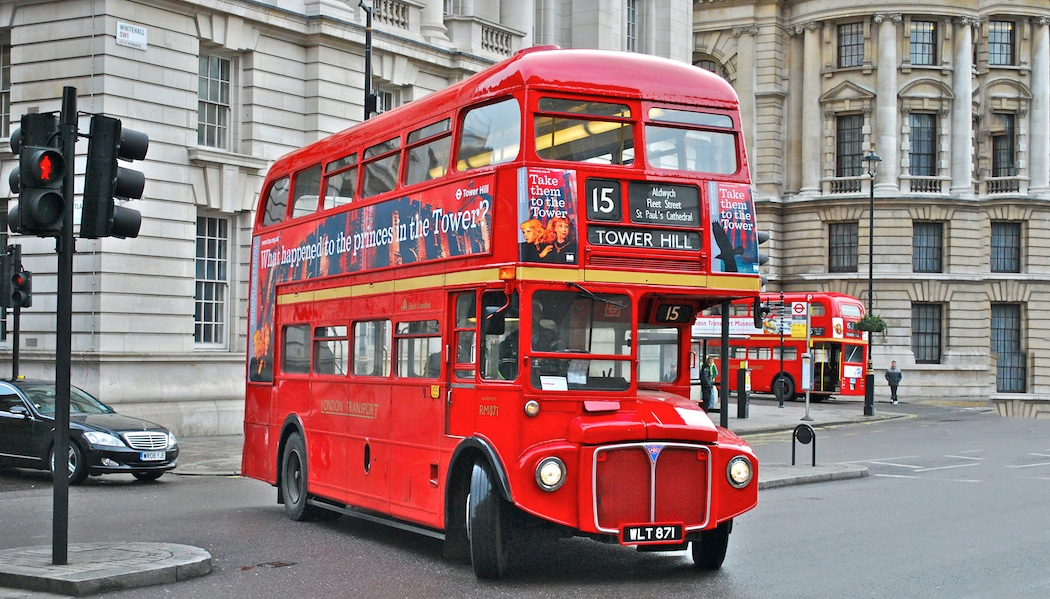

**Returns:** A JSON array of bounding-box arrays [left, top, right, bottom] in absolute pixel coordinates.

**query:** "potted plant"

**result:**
[[857, 314, 887, 333]]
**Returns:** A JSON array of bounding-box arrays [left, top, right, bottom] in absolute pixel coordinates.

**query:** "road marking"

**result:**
[[915, 462, 980, 473], [874, 474, 919, 479], [868, 460, 921, 469], [842, 455, 918, 464], [1007, 461, 1050, 469], [944, 455, 982, 461]]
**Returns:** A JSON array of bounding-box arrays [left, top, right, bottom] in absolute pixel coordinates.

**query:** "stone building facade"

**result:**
[[693, 1, 1050, 407], [0, 0, 694, 434]]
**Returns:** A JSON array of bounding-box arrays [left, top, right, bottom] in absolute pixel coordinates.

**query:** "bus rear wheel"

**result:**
[[692, 519, 732, 570], [772, 374, 796, 402], [467, 459, 510, 579], [280, 433, 328, 522]]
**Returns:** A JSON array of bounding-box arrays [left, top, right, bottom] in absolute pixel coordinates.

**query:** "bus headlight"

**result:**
[[726, 456, 753, 488], [535, 457, 566, 492]]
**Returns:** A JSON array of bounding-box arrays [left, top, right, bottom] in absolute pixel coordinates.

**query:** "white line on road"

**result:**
[[915, 462, 981, 473], [1007, 461, 1050, 469]]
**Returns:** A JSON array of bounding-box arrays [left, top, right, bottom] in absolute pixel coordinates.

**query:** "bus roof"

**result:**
[[267, 46, 740, 175]]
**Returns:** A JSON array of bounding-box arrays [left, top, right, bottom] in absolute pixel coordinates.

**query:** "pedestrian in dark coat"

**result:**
[[885, 360, 903, 404]]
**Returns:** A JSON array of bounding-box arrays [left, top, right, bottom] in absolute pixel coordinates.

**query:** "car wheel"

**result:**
[[280, 433, 329, 521], [467, 459, 510, 579], [132, 471, 164, 482], [692, 519, 732, 570], [50, 441, 88, 485]]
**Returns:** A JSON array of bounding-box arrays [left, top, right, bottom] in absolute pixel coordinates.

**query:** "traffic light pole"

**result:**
[[51, 86, 76, 566]]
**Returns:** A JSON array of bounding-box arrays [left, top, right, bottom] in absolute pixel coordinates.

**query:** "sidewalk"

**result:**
[[0, 397, 917, 598]]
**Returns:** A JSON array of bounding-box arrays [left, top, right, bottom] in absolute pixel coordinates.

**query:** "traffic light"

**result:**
[[8, 114, 66, 236], [757, 230, 771, 290], [81, 115, 147, 239], [10, 269, 31, 309]]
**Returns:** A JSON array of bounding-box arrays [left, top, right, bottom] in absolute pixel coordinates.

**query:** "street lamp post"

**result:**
[[863, 149, 881, 417]]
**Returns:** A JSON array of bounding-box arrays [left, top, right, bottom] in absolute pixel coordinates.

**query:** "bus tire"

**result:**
[[772, 374, 796, 402], [280, 433, 327, 522], [692, 519, 732, 570], [468, 459, 509, 579]]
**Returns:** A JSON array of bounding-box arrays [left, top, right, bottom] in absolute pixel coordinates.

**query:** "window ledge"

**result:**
[[189, 147, 269, 172]]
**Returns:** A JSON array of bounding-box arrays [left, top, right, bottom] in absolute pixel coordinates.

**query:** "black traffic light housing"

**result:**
[[10, 268, 31, 308], [8, 113, 66, 236], [81, 115, 147, 239], [757, 230, 771, 290]]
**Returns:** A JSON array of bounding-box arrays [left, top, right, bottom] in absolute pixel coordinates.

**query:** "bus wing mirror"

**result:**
[[484, 306, 506, 335]]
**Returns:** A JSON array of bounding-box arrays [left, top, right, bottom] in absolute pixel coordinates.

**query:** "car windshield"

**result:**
[[19, 384, 114, 416]]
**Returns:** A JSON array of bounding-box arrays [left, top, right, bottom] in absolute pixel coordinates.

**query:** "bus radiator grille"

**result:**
[[594, 444, 708, 532]]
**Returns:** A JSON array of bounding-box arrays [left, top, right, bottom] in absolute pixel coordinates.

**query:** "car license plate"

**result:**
[[140, 451, 166, 461], [620, 523, 684, 545]]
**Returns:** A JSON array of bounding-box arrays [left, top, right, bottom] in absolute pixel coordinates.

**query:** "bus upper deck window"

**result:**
[[290, 165, 322, 219], [362, 137, 402, 198], [457, 98, 521, 171], [645, 107, 737, 174], [534, 98, 634, 165], [323, 153, 357, 210], [405, 119, 452, 186], [261, 176, 290, 227]]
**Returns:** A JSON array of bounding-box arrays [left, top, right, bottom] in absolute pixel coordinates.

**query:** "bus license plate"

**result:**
[[620, 523, 684, 545], [140, 451, 166, 461]]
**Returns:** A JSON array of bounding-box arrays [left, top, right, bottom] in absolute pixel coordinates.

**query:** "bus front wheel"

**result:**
[[467, 459, 509, 579], [772, 374, 796, 402], [692, 519, 732, 570]]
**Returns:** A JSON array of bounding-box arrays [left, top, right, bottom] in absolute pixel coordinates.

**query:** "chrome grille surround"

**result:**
[[123, 432, 170, 450], [592, 442, 711, 534]]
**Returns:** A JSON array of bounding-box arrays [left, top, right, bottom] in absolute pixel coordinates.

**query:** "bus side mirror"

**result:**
[[483, 306, 506, 335]]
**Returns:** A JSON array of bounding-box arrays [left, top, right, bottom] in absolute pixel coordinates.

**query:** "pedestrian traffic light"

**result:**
[[8, 114, 66, 236], [10, 269, 31, 309], [81, 115, 147, 239]]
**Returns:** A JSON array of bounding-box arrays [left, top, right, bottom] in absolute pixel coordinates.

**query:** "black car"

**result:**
[[0, 379, 178, 483]]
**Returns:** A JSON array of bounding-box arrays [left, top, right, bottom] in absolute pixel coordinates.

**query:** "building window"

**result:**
[[990, 221, 1021, 273], [0, 42, 10, 138], [912, 303, 942, 364], [909, 113, 937, 176], [195, 216, 229, 347], [991, 113, 1016, 178], [375, 85, 398, 114], [838, 23, 864, 68], [909, 21, 937, 66], [991, 303, 1025, 392], [988, 21, 1015, 66], [913, 221, 943, 273], [626, 0, 638, 52], [198, 54, 232, 149], [836, 114, 864, 178], [829, 222, 859, 273]]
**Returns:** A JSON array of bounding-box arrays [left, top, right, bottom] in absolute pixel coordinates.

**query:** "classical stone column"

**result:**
[[874, 14, 901, 192], [1030, 17, 1050, 193], [501, 0, 534, 48], [800, 22, 822, 195], [733, 26, 759, 169], [420, 0, 450, 43], [950, 17, 976, 197]]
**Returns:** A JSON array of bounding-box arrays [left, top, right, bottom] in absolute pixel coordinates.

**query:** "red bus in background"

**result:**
[[241, 46, 761, 578], [692, 292, 868, 402]]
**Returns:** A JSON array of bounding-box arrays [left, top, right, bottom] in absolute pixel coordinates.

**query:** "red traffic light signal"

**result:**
[[8, 114, 66, 236], [10, 269, 31, 308]]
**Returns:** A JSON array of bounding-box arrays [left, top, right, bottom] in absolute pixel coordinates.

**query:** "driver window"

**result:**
[[480, 291, 519, 380]]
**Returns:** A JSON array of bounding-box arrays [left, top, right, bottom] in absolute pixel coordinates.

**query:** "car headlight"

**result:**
[[726, 456, 753, 489], [82, 431, 126, 448], [167, 432, 178, 449], [535, 457, 566, 492]]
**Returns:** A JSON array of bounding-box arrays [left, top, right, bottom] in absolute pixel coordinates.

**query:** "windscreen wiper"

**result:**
[[567, 282, 627, 309]]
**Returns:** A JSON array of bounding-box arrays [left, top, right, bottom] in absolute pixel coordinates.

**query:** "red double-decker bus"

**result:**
[[692, 292, 868, 402], [242, 46, 761, 578]]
